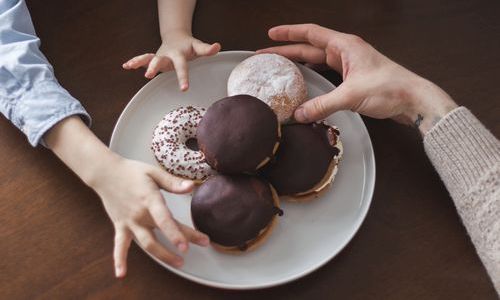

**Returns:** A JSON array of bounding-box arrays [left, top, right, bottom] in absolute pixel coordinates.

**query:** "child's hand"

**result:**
[[123, 31, 221, 91], [89, 156, 210, 278], [45, 116, 210, 278]]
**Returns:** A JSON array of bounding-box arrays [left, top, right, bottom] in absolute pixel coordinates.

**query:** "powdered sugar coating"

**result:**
[[227, 53, 308, 123], [151, 106, 213, 181]]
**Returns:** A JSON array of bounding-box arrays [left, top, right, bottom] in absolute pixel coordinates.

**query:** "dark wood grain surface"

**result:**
[[1, 0, 499, 299]]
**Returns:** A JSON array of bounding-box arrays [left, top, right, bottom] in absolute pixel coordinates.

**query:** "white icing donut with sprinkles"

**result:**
[[151, 106, 213, 182]]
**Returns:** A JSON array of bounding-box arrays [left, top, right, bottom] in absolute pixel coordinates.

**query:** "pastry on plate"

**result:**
[[197, 95, 280, 174], [227, 53, 307, 123], [260, 122, 343, 202], [191, 174, 282, 253]]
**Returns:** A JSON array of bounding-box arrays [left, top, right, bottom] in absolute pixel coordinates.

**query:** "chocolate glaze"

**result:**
[[260, 123, 340, 195], [191, 174, 280, 247], [196, 95, 279, 174], [238, 244, 249, 251]]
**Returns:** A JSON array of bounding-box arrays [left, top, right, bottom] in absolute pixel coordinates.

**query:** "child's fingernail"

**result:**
[[180, 83, 188, 91], [115, 265, 124, 278], [177, 242, 188, 253], [173, 258, 184, 268], [198, 236, 210, 246], [294, 106, 308, 122], [180, 180, 193, 190]]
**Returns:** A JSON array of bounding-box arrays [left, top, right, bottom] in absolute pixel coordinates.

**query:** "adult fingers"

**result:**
[[294, 84, 354, 122], [257, 43, 326, 64], [113, 227, 132, 278], [170, 54, 189, 91], [176, 221, 210, 247], [148, 195, 189, 253], [122, 53, 155, 69], [304, 63, 331, 72], [193, 41, 221, 57], [145, 55, 173, 79], [131, 224, 184, 268], [147, 166, 194, 194], [267, 24, 344, 49]]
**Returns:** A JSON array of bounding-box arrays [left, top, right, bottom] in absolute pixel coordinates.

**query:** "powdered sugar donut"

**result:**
[[227, 53, 308, 123], [151, 106, 213, 182]]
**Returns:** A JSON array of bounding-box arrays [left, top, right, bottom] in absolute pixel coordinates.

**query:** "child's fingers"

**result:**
[[145, 55, 175, 79], [193, 41, 221, 57], [147, 166, 194, 194], [113, 227, 132, 278], [145, 56, 163, 79], [147, 195, 189, 253], [123, 53, 155, 69], [130, 224, 184, 268], [176, 221, 210, 247], [171, 54, 189, 91]]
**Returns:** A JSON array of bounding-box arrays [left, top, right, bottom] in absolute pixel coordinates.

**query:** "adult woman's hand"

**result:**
[[258, 24, 457, 134]]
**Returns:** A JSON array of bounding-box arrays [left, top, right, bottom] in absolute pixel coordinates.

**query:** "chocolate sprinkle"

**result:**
[[151, 106, 212, 180]]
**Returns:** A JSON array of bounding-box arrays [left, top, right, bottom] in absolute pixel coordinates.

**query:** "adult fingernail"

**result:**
[[294, 106, 308, 122], [177, 242, 188, 253], [180, 83, 188, 91]]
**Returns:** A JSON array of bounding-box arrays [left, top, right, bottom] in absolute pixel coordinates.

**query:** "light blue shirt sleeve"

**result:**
[[0, 0, 91, 146]]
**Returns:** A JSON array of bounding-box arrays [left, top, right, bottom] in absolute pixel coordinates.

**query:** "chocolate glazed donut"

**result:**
[[191, 174, 282, 251], [260, 123, 342, 197], [196, 95, 280, 174]]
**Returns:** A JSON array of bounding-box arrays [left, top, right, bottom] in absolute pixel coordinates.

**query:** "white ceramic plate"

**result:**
[[109, 51, 375, 290]]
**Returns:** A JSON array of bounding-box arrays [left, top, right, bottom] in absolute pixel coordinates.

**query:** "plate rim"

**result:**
[[109, 50, 376, 290]]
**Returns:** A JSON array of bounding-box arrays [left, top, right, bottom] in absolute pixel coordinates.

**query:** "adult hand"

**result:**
[[258, 24, 457, 134], [123, 31, 220, 91]]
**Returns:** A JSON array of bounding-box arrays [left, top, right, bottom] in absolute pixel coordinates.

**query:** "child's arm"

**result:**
[[44, 116, 210, 278], [123, 0, 220, 91], [1, 1, 208, 278]]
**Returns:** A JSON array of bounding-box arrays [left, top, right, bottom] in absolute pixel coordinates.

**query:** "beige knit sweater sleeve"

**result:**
[[424, 107, 500, 294]]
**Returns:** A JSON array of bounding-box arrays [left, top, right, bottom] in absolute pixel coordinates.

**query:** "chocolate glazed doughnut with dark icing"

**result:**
[[196, 95, 280, 174], [260, 123, 340, 195], [191, 175, 282, 248]]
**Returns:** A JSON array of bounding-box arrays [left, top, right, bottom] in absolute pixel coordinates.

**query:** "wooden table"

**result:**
[[1, 0, 499, 298]]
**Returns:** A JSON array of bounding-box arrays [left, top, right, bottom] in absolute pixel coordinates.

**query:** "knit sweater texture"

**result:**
[[424, 107, 500, 294]]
